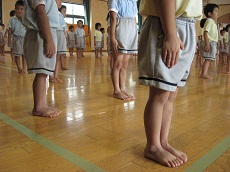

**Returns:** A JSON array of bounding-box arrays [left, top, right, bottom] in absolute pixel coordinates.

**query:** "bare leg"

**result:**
[[160, 89, 188, 163], [22, 55, 27, 73], [144, 87, 183, 167], [32, 73, 61, 117], [51, 54, 62, 83], [111, 53, 129, 100], [60, 55, 68, 70], [200, 59, 213, 79], [10, 48, 14, 62], [14, 56, 22, 73], [119, 54, 135, 100]]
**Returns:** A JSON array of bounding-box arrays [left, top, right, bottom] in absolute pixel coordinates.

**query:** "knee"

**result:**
[[113, 61, 123, 70]]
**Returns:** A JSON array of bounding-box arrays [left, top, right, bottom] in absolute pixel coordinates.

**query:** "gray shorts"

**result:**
[[68, 40, 75, 48], [115, 18, 138, 54], [203, 41, 217, 61], [95, 41, 102, 50], [12, 35, 24, 56], [57, 30, 67, 54], [24, 29, 57, 75], [138, 16, 196, 92], [76, 37, 85, 49]]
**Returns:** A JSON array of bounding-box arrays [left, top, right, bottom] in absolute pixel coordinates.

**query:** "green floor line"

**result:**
[[0, 112, 106, 172], [185, 135, 230, 172]]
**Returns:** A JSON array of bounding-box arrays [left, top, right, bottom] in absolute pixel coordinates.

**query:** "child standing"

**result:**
[[8, 1, 27, 73], [100, 27, 105, 56], [200, 4, 219, 79], [94, 23, 102, 58], [108, 0, 138, 100], [75, 20, 85, 58], [226, 24, 230, 73], [138, 0, 202, 168], [68, 25, 75, 56], [219, 29, 227, 64], [7, 10, 15, 61], [23, 0, 61, 117], [50, 3, 68, 83], [0, 24, 7, 56]]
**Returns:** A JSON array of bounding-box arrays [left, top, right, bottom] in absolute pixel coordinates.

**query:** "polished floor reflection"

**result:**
[[0, 53, 230, 171]]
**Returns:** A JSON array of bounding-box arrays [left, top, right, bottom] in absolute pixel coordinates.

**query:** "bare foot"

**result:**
[[32, 106, 61, 118], [144, 146, 183, 168], [121, 90, 135, 100], [61, 67, 69, 70], [49, 78, 58, 83], [226, 71, 230, 74], [200, 75, 213, 79], [113, 91, 130, 100], [55, 78, 62, 83], [162, 144, 187, 163]]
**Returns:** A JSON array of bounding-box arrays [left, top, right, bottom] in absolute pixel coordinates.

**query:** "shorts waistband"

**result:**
[[13, 35, 25, 38], [176, 17, 196, 24]]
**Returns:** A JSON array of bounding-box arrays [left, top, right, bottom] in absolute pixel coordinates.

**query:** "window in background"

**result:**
[[62, 2, 85, 25]]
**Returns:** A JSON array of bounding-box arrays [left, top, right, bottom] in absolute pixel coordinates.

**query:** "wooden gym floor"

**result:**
[[0, 52, 229, 172]]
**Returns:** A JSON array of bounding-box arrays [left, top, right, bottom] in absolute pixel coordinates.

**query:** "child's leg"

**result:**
[[51, 54, 62, 83], [22, 55, 27, 73], [69, 48, 72, 55], [200, 59, 213, 79], [227, 56, 230, 73], [111, 53, 129, 100], [81, 48, 85, 57], [159, 88, 187, 162], [100, 48, 103, 56], [77, 48, 81, 58], [60, 55, 68, 70], [33, 73, 61, 117], [95, 49, 99, 58], [119, 54, 135, 100], [14, 56, 22, 73], [10, 48, 14, 62], [144, 87, 183, 167]]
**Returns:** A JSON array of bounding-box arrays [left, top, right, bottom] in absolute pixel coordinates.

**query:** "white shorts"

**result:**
[[95, 41, 101, 50], [12, 35, 24, 56], [138, 16, 196, 92], [57, 30, 67, 54], [24, 29, 57, 75], [203, 41, 217, 61], [115, 18, 138, 54], [76, 37, 85, 49], [68, 40, 75, 48]]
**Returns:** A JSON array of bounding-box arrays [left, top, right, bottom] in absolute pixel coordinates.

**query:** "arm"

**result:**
[[223, 37, 227, 49], [204, 31, 210, 52], [109, 11, 119, 55], [75, 34, 77, 45], [156, 0, 184, 68], [94, 35, 96, 46], [35, 4, 55, 58], [8, 28, 12, 47]]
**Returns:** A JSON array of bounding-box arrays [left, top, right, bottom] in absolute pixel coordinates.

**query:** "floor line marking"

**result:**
[[185, 135, 230, 172], [0, 112, 106, 172]]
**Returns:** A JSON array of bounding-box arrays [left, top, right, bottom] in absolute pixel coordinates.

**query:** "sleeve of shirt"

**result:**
[[7, 18, 12, 28], [108, 0, 118, 13], [204, 19, 211, 33], [29, 0, 46, 9]]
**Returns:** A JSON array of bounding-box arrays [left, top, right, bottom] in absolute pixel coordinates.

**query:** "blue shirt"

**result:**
[[22, 0, 59, 30], [108, 0, 138, 18], [75, 28, 85, 38], [8, 17, 26, 37], [57, 12, 66, 31]]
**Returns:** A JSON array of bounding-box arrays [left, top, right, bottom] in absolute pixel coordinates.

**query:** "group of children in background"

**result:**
[[0, 0, 230, 169], [197, 4, 230, 79]]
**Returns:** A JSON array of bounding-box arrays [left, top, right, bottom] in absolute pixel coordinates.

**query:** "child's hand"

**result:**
[[110, 38, 119, 55], [162, 35, 184, 68], [205, 43, 210, 52], [45, 40, 56, 58]]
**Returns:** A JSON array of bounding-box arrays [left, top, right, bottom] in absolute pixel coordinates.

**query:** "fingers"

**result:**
[[46, 50, 55, 58]]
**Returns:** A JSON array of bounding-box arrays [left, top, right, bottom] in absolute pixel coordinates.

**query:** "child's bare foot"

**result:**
[[226, 71, 230, 74], [200, 75, 213, 79], [121, 90, 135, 100], [61, 67, 68, 70], [55, 78, 62, 83], [32, 106, 61, 118], [113, 91, 130, 100], [162, 144, 187, 163], [144, 146, 183, 168]]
